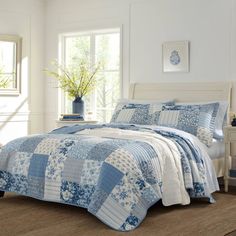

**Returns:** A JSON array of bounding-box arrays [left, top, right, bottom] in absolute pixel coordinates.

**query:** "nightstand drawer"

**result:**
[[229, 132, 236, 141]]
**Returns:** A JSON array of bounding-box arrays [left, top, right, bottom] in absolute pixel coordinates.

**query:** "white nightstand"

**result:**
[[223, 125, 236, 192], [56, 120, 98, 128]]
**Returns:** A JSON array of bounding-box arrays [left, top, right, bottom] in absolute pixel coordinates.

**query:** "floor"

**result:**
[[0, 187, 236, 236]]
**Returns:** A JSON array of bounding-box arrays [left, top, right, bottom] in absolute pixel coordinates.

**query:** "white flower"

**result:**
[[125, 224, 132, 231], [62, 190, 72, 201], [50, 160, 58, 168], [0, 178, 6, 188]]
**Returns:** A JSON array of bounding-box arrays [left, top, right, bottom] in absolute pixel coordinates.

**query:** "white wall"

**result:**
[[0, 0, 235, 184], [130, 0, 234, 83], [44, 0, 236, 132], [230, 0, 236, 81], [0, 0, 45, 144], [44, 0, 131, 131], [1, 0, 234, 138]]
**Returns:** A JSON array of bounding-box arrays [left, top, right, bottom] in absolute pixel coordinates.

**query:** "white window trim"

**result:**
[[0, 34, 22, 96], [58, 27, 123, 119]]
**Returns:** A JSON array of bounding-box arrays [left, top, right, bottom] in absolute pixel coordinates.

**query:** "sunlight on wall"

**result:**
[[0, 56, 29, 144]]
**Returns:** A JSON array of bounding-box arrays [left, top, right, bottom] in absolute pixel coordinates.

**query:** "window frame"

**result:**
[[0, 34, 22, 96], [58, 27, 123, 119]]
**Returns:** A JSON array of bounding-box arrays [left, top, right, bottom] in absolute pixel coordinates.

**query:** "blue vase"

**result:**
[[72, 97, 84, 116]]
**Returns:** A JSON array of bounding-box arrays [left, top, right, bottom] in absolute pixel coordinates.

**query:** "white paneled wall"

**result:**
[[0, 0, 45, 144], [44, 0, 131, 131], [130, 0, 232, 82], [44, 0, 236, 132], [1, 0, 236, 143]]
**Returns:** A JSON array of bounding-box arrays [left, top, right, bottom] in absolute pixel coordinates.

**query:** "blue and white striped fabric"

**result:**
[[0, 124, 219, 231]]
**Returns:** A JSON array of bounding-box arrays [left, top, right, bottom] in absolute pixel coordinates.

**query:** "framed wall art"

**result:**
[[162, 41, 189, 73]]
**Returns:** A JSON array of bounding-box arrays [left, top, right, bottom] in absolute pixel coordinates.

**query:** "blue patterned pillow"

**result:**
[[110, 100, 174, 125], [176, 101, 228, 140], [155, 103, 220, 146]]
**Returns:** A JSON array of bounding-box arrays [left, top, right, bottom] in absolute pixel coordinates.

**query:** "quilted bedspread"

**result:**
[[0, 124, 219, 231]]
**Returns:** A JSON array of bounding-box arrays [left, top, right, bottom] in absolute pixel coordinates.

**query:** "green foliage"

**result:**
[[0, 77, 10, 88], [0, 68, 10, 88], [44, 60, 100, 99]]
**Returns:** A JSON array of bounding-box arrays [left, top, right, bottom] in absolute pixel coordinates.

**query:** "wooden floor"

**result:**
[[0, 187, 236, 236]]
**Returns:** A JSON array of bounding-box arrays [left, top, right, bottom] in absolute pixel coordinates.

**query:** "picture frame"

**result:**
[[162, 41, 189, 73]]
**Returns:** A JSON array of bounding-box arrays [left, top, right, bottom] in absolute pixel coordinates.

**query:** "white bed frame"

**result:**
[[129, 81, 232, 177]]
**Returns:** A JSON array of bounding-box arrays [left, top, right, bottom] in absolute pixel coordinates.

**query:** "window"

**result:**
[[0, 35, 21, 95], [60, 28, 121, 122]]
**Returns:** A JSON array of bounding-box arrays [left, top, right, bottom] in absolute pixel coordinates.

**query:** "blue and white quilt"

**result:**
[[0, 124, 219, 231]]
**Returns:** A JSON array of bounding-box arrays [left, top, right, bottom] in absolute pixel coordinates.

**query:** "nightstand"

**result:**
[[223, 126, 236, 192], [56, 120, 98, 128]]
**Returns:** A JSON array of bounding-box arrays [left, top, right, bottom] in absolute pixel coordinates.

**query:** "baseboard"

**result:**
[[229, 178, 236, 186]]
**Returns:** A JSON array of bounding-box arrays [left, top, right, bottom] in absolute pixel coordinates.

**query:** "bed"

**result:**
[[0, 81, 232, 231], [129, 82, 232, 177]]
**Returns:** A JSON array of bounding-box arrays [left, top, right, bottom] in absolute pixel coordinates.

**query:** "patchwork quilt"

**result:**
[[0, 124, 219, 231]]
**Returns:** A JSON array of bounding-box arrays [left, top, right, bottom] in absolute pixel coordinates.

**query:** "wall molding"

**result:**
[[0, 111, 44, 122]]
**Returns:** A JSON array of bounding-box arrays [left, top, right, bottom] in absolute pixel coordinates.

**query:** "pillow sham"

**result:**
[[176, 101, 228, 140], [110, 100, 174, 125], [212, 101, 228, 139], [116, 99, 174, 104], [155, 103, 220, 146]]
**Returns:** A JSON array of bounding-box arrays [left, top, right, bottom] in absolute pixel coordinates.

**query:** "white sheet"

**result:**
[[204, 139, 225, 160]]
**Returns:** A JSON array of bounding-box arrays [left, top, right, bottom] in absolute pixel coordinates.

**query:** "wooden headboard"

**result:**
[[129, 81, 232, 106]]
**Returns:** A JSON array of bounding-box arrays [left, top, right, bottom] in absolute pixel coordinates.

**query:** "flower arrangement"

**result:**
[[45, 61, 99, 98], [44, 60, 100, 99], [44, 60, 100, 115]]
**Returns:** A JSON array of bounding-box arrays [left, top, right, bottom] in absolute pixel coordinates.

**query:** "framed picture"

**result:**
[[162, 41, 189, 72]]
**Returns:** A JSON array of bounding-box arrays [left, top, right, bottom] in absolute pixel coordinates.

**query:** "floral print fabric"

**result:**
[[0, 124, 218, 231]]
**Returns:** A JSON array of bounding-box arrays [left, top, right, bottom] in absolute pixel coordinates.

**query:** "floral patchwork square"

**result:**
[[9, 152, 32, 176], [60, 181, 95, 208], [0, 171, 28, 195], [177, 109, 199, 134], [66, 137, 100, 160], [80, 160, 102, 185], [34, 138, 61, 155]]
